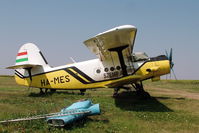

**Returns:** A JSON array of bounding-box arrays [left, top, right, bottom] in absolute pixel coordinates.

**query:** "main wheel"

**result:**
[[80, 89, 86, 95], [50, 89, 56, 93]]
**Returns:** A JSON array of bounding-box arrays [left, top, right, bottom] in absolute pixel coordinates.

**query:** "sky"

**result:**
[[0, 0, 198, 80]]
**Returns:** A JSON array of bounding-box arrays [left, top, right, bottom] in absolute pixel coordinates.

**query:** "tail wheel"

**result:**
[[50, 89, 56, 93], [80, 89, 86, 95]]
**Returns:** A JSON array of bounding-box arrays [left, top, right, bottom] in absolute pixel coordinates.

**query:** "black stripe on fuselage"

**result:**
[[64, 68, 89, 84], [69, 67, 95, 82], [15, 70, 25, 78], [15, 66, 94, 84]]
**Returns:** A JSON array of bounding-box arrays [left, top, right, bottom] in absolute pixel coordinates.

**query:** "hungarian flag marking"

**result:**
[[16, 51, 28, 63]]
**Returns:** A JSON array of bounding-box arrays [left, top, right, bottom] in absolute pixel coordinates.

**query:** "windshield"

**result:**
[[132, 52, 149, 62]]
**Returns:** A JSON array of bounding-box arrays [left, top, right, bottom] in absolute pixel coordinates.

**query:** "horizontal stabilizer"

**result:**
[[6, 64, 42, 69]]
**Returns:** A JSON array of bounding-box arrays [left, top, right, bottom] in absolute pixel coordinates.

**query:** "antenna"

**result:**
[[70, 57, 76, 63]]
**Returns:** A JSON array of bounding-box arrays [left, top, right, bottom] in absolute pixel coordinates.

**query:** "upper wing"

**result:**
[[83, 25, 137, 61]]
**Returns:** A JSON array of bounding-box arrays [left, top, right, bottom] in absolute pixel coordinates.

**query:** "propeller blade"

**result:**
[[169, 48, 173, 62], [171, 68, 177, 80], [165, 49, 169, 59], [165, 48, 175, 80]]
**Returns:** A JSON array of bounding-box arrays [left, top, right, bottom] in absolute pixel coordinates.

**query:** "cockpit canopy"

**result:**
[[132, 52, 149, 62]]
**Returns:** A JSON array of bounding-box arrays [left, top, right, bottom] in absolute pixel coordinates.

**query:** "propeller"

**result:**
[[165, 48, 177, 80]]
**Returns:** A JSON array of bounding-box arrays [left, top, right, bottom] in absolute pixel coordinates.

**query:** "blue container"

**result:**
[[47, 99, 100, 127]]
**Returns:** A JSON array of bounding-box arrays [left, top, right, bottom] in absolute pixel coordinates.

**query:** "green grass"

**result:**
[[146, 80, 199, 92], [0, 76, 199, 133]]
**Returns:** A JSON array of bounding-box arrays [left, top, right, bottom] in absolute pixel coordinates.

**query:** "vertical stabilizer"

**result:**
[[7, 43, 48, 69], [6, 43, 49, 86]]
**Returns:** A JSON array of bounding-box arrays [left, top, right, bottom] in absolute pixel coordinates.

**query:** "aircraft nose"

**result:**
[[160, 60, 171, 75], [153, 60, 170, 76]]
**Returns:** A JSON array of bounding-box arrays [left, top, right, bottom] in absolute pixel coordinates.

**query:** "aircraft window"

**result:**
[[132, 52, 149, 62], [96, 69, 101, 73], [104, 68, 109, 72], [116, 66, 121, 70], [110, 67, 115, 71]]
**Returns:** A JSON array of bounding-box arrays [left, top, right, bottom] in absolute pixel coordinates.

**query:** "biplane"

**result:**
[[7, 25, 173, 97]]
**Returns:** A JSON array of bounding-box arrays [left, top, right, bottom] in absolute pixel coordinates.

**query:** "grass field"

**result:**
[[0, 76, 199, 133]]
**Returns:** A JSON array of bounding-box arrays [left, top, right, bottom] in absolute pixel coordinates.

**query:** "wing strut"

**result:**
[[109, 45, 128, 76], [25, 67, 32, 81]]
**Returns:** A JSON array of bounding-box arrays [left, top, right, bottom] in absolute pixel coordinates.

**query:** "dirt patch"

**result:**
[[149, 87, 199, 100]]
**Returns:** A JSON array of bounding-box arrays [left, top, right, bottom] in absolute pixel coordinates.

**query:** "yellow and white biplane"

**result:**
[[7, 25, 173, 97]]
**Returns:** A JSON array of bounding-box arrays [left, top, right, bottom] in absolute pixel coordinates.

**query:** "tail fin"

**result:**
[[7, 43, 48, 69], [7, 43, 49, 86]]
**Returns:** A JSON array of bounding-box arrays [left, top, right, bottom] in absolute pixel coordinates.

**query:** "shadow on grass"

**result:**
[[114, 91, 173, 112], [28, 91, 85, 97], [28, 92, 51, 97], [155, 96, 186, 100], [48, 117, 109, 131]]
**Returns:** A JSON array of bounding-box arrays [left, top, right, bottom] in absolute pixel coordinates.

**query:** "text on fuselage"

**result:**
[[40, 75, 70, 87]]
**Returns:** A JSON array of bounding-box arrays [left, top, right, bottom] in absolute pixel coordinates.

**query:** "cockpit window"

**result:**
[[132, 52, 149, 62]]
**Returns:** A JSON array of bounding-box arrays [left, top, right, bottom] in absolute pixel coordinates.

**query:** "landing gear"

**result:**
[[40, 88, 45, 94], [113, 88, 120, 97], [40, 88, 56, 94], [132, 82, 150, 99], [50, 89, 56, 93], [122, 84, 133, 91], [80, 89, 86, 95], [45, 89, 48, 93]]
